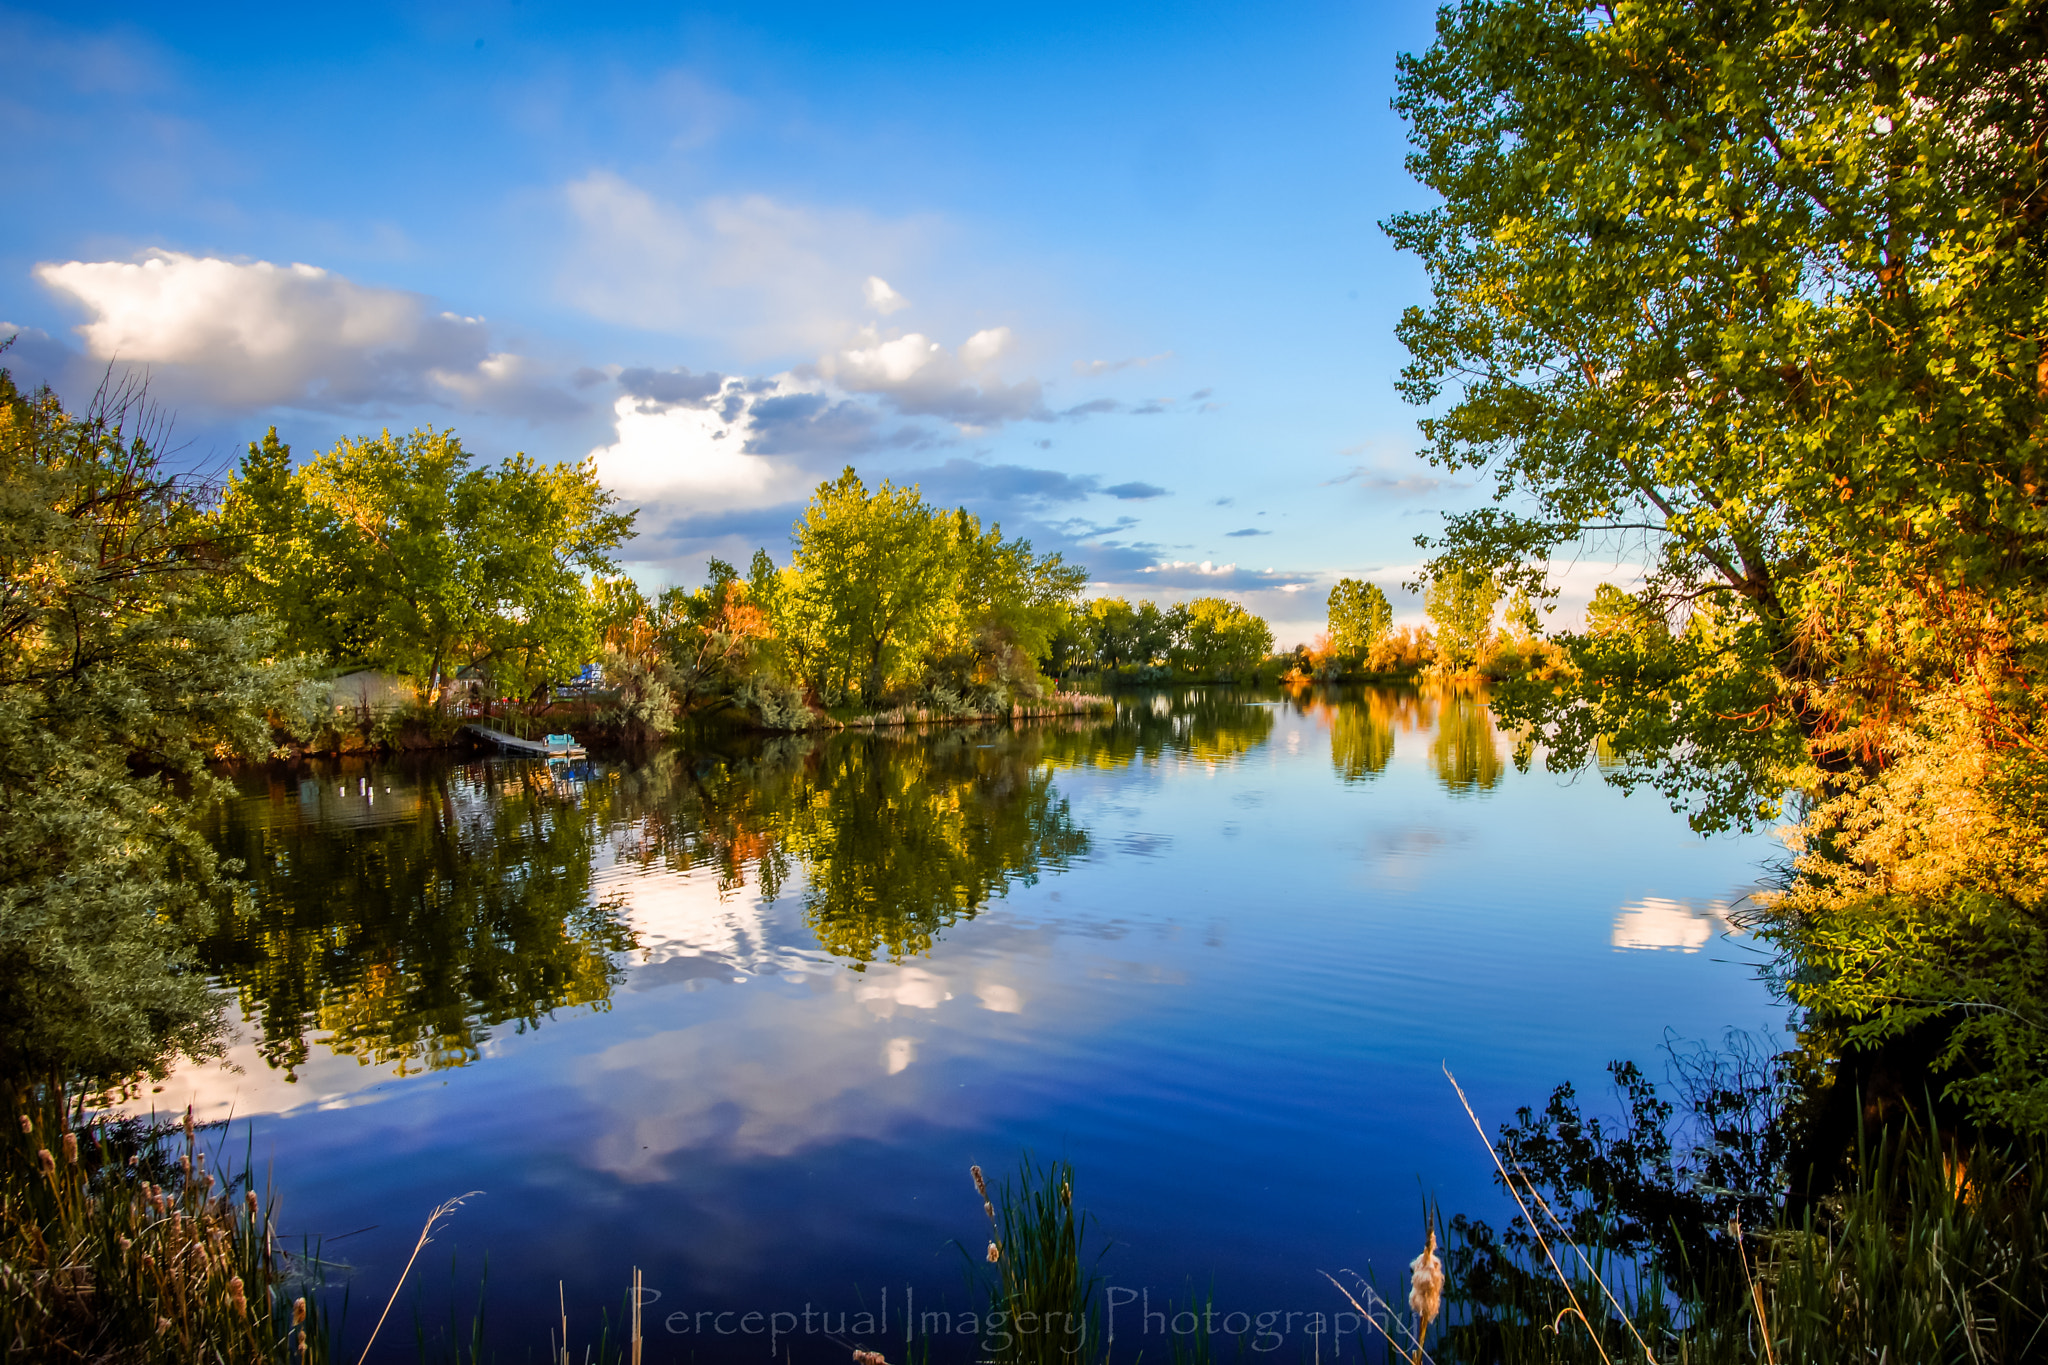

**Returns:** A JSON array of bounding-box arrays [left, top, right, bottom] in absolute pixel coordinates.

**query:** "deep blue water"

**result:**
[[151, 685, 1779, 1362]]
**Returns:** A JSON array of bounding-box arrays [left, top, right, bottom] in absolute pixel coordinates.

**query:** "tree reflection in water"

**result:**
[[1429, 689, 1506, 794], [201, 685, 1502, 1077]]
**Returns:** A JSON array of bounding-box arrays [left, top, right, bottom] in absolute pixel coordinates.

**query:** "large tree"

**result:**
[[1327, 577, 1394, 659], [1393, 0, 2046, 826], [218, 427, 634, 696], [1391, 0, 2048, 1123], [0, 371, 290, 1085]]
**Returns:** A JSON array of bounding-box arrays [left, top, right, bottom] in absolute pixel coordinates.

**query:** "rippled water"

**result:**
[[153, 685, 1778, 1361]]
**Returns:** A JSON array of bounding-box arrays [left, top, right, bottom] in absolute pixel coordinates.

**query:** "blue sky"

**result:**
[[0, 0, 1547, 644]]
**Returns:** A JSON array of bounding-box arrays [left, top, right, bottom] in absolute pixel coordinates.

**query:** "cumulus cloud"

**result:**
[[1103, 481, 1168, 500], [863, 276, 909, 315], [560, 172, 931, 357], [586, 393, 800, 512], [618, 365, 728, 408], [33, 250, 579, 417], [817, 325, 1046, 427]]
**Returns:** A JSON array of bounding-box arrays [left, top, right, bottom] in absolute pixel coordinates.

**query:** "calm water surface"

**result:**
[[158, 686, 1778, 1360]]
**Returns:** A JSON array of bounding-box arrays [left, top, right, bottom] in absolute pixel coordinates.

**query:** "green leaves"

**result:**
[[217, 426, 634, 694]]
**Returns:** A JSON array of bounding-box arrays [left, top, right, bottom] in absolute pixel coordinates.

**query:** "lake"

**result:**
[[151, 684, 1779, 1361]]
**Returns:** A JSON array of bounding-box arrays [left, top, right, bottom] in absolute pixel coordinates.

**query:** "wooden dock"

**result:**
[[462, 725, 586, 758]]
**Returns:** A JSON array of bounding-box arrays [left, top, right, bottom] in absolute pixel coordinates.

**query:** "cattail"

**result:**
[[36, 1148, 54, 1175], [297, 1329, 306, 1358], [227, 1275, 247, 1316], [62, 1131, 78, 1164], [183, 1107, 195, 1143], [293, 1297, 307, 1325], [986, 1240, 1001, 1264], [983, 1200, 995, 1221], [1061, 1179, 1072, 1208], [128, 1153, 139, 1168], [971, 1165, 987, 1199], [119, 1235, 133, 1253], [178, 1154, 192, 1178], [196, 1152, 206, 1171], [17, 1114, 29, 1134], [246, 1189, 259, 1216], [1408, 1227, 1444, 1335]]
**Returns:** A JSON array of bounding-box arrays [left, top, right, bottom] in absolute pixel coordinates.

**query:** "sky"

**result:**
[[0, 0, 1617, 645]]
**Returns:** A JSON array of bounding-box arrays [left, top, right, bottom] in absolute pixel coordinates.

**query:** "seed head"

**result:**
[[16, 1114, 29, 1135], [983, 1200, 995, 1221], [1061, 1179, 1071, 1208], [971, 1165, 987, 1198], [118, 1236, 133, 1253], [1407, 1227, 1444, 1332], [178, 1154, 191, 1177], [297, 1329, 307, 1357], [293, 1297, 307, 1326], [986, 1240, 1001, 1264], [157, 1318, 172, 1333], [182, 1107, 195, 1143], [62, 1132, 78, 1164], [227, 1276, 247, 1316], [36, 1148, 55, 1176]]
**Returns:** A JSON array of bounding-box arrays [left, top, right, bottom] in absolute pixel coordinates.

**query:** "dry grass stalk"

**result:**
[[353, 1190, 482, 1365], [1444, 1063, 1656, 1365]]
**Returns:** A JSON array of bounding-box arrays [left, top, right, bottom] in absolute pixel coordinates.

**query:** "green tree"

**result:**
[[1084, 597, 1139, 671], [1327, 578, 1393, 658], [0, 372, 290, 1086], [1389, 0, 2048, 827], [1166, 598, 1275, 681], [1423, 565, 1498, 671], [1389, 0, 2048, 1123], [218, 427, 634, 697], [782, 468, 960, 705]]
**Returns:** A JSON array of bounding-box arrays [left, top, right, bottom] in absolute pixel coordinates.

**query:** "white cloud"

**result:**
[[33, 249, 575, 416], [817, 325, 1044, 426], [863, 275, 909, 315], [560, 172, 931, 357], [586, 392, 806, 512]]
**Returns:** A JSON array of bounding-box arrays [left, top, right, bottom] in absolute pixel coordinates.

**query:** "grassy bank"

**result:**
[[2, 1087, 329, 1364]]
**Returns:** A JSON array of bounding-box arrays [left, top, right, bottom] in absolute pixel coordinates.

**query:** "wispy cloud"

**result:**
[[1071, 352, 1172, 376]]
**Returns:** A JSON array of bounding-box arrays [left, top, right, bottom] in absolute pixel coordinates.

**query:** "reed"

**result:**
[[969, 1157, 1100, 1365], [1437, 1071, 2048, 1365], [1, 1082, 330, 1363]]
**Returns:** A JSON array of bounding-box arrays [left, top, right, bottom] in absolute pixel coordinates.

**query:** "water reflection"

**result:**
[[1429, 691, 1505, 794], [204, 763, 637, 1078], [202, 685, 1518, 1083]]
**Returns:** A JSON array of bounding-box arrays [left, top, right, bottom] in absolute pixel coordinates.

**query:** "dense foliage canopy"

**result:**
[[1393, 0, 2048, 1126], [0, 371, 290, 1084], [217, 426, 634, 698]]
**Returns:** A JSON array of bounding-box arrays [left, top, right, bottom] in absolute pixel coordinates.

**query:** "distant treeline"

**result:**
[[209, 424, 1288, 736]]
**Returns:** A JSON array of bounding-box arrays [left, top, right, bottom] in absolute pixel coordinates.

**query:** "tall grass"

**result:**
[[1439, 1071, 2048, 1364], [970, 1157, 1099, 1365], [2, 1083, 329, 1364]]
